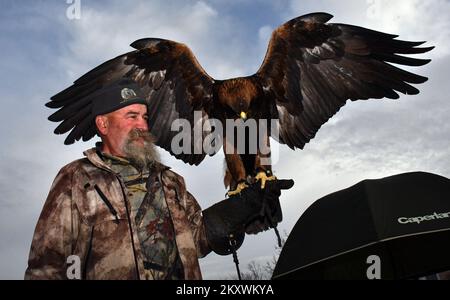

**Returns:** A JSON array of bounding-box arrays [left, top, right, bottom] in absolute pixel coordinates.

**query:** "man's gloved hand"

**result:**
[[202, 178, 294, 255], [244, 179, 293, 234]]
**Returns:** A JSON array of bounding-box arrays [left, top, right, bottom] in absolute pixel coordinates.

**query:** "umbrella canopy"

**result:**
[[273, 172, 450, 280]]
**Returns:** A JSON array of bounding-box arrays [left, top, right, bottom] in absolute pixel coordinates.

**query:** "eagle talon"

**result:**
[[255, 171, 277, 189], [227, 182, 249, 197]]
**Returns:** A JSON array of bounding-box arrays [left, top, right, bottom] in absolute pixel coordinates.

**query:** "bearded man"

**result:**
[[25, 79, 293, 280]]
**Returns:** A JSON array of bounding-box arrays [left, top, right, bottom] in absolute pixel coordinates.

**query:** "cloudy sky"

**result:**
[[0, 0, 449, 279]]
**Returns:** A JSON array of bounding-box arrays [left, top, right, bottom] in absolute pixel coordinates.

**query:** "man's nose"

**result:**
[[136, 117, 148, 131]]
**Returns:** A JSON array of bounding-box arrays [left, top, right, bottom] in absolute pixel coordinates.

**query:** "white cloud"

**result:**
[[59, 0, 251, 81], [289, 0, 449, 58], [258, 25, 272, 44], [364, 0, 450, 58]]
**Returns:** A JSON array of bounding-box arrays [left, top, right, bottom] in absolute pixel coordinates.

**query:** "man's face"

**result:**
[[97, 103, 149, 157]]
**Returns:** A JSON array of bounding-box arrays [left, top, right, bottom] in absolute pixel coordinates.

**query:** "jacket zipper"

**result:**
[[116, 175, 141, 280], [93, 184, 119, 223], [82, 227, 95, 280], [159, 171, 185, 279]]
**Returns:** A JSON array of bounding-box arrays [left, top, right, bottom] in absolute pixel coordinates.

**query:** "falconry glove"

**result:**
[[203, 178, 294, 255]]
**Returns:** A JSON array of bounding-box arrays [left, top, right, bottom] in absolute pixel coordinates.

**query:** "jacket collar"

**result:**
[[83, 148, 113, 172]]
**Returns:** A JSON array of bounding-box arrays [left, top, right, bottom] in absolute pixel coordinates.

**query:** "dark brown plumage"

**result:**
[[47, 12, 433, 192]]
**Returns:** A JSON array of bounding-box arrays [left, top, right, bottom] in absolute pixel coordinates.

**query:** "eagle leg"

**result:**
[[255, 169, 277, 189], [223, 139, 247, 189], [227, 181, 249, 197]]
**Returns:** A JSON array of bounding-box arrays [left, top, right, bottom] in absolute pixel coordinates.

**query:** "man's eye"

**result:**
[[143, 115, 149, 121]]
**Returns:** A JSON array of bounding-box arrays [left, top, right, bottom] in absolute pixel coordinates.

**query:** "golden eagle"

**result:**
[[47, 13, 433, 195]]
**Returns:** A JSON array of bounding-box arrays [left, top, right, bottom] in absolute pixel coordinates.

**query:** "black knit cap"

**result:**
[[91, 78, 148, 117]]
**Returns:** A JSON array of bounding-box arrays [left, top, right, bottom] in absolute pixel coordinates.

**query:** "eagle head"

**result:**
[[218, 77, 260, 120]]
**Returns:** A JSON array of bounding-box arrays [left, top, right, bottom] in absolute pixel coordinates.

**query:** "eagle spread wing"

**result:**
[[46, 12, 433, 171], [47, 38, 216, 165], [255, 13, 433, 150]]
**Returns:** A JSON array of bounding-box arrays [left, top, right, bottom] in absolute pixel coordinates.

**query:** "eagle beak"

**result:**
[[240, 111, 247, 120]]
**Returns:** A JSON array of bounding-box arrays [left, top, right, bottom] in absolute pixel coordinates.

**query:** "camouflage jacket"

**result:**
[[25, 148, 211, 280]]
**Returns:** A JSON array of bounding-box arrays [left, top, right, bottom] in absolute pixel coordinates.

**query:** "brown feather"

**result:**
[[253, 12, 433, 150]]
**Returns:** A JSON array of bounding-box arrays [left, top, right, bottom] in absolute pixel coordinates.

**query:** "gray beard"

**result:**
[[122, 129, 160, 170]]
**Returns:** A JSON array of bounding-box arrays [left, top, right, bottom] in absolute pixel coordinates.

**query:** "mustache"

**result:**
[[127, 129, 153, 142]]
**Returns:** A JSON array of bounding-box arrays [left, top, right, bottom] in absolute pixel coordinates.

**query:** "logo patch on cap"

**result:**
[[121, 88, 137, 101]]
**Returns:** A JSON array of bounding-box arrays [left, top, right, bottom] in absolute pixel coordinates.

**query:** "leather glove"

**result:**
[[202, 178, 294, 255], [244, 179, 293, 234]]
